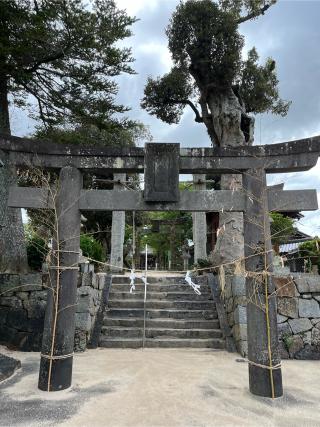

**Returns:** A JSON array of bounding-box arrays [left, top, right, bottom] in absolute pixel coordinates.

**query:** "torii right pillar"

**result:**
[[243, 167, 283, 398]]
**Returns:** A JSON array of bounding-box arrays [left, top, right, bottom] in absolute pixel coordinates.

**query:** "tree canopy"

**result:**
[[0, 0, 142, 272], [0, 0, 137, 134], [141, 0, 290, 146], [270, 212, 294, 247], [299, 238, 320, 273], [34, 122, 151, 147], [141, 211, 193, 270]]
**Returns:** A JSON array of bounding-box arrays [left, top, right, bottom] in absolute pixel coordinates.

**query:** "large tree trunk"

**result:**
[[0, 77, 28, 273], [208, 88, 254, 272], [209, 89, 246, 147]]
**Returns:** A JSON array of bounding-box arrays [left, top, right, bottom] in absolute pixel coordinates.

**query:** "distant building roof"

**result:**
[[279, 229, 313, 254]]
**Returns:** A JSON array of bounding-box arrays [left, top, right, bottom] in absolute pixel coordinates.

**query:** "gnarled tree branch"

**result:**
[[199, 95, 218, 146], [237, 3, 273, 24], [24, 48, 68, 74], [170, 98, 203, 122]]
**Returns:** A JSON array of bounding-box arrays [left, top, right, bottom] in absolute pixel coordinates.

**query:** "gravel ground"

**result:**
[[0, 345, 319, 427], [0, 353, 21, 382]]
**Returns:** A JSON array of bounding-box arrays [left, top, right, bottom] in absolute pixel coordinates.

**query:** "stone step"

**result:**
[[99, 337, 225, 349], [100, 275, 222, 350], [108, 291, 212, 301], [102, 326, 142, 338], [110, 284, 210, 293], [106, 308, 218, 320], [146, 338, 225, 349], [101, 326, 222, 339], [103, 317, 220, 329], [111, 276, 186, 284], [108, 299, 215, 310]]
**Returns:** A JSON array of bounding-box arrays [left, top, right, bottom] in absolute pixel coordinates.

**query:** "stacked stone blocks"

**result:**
[[276, 274, 320, 359], [74, 272, 107, 351], [225, 272, 320, 359], [0, 271, 107, 352], [224, 274, 248, 356]]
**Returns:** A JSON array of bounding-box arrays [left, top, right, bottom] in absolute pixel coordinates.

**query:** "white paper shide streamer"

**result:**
[[185, 271, 201, 295], [141, 275, 149, 302], [129, 271, 149, 294], [129, 269, 136, 293], [141, 276, 148, 287]]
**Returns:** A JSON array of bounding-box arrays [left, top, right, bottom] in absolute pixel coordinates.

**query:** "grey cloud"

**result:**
[[131, 1, 176, 45], [241, 1, 320, 143]]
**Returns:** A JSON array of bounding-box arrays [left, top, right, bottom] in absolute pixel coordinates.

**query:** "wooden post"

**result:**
[[243, 168, 283, 398], [38, 166, 82, 392]]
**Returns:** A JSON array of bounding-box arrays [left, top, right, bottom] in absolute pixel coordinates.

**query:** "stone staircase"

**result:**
[[99, 275, 225, 349]]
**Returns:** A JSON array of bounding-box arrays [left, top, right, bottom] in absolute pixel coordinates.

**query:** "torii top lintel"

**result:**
[[0, 134, 319, 174]]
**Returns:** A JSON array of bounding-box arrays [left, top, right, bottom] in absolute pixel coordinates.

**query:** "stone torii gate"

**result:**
[[0, 135, 319, 397]]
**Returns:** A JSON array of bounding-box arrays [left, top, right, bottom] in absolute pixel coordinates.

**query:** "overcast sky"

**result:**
[[12, 0, 320, 236]]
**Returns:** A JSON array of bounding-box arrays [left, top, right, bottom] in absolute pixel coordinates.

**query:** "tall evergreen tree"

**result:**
[[141, 0, 290, 268], [0, 0, 137, 272]]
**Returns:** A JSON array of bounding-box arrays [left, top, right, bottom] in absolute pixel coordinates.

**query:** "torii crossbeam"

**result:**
[[0, 134, 319, 397]]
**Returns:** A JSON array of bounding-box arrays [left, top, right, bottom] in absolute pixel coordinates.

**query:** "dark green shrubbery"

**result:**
[[80, 235, 105, 263], [26, 231, 105, 271], [27, 234, 48, 271], [270, 212, 294, 245], [194, 258, 212, 269], [299, 238, 320, 273]]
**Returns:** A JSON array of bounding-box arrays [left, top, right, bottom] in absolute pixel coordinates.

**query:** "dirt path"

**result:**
[[0, 346, 319, 427]]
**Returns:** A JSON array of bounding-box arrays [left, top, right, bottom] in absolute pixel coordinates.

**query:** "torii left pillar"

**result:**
[[38, 166, 82, 391]]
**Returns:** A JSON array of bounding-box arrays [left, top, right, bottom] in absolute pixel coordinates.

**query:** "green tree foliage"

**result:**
[[0, 0, 140, 272], [34, 122, 151, 147], [219, 0, 277, 21], [299, 238, 320, 273], [167, 1, 243, 85], [299, 238, 320, 257], [140, 183, 193, 269], [270, 212, 294, 246], [141, 0, 289, 145], [26, 230, 106, 270], [240, 47, 290, 116], [0, 0, 137, 133], [26, 228, 48, 271], [80, 235, 105, 263], [123, 212, 147, 267], [141, 211, 193, 270], [142, 67, 194, 124]]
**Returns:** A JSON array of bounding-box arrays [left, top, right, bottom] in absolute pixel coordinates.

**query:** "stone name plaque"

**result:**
[[144, 143, 179, 202]]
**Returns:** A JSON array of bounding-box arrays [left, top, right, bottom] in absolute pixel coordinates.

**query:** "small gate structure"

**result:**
[[0, 135, 319, 397]]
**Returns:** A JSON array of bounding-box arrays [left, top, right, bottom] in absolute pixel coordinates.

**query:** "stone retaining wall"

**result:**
[[0, 272, 107, 352], [223, 274, 247, 356], [225, 272, 320, 359], [276, 273, 320, 359]]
